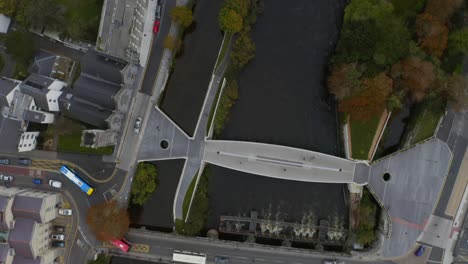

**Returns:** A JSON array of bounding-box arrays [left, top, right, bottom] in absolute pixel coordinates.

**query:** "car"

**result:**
[[215, 256, 229, 263], [153, 20, 160, 34], [33, 178, 43, 185], [0, 175, 13, 181], [52, 241, 65, 248], [17, 158, 31, 166], [0, 158, 10, 165], [54, 225, 65, 232], [51, 234, 65, 241], [134, 117, 142, 133], [415, 245, 426, 256], [322, 260, 337, 264], [49, 180, 62, 188], [155, 4, 162, 19], [58, 209, 72, 216]]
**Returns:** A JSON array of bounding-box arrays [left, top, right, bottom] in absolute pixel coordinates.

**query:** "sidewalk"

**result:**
[[139, 0, 159, 66]]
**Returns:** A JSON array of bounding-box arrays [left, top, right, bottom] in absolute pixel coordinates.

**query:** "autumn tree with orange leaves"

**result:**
[[339, 72, 393, 121], [391, 57, 436, 102], [327, 63, 362, 100], [86, 200, 130, 241]]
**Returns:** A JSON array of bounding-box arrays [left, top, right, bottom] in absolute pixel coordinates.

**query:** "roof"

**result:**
[[8, 218, 35, 259], [19, 75, 52, 111], [0, 14, 11, 33], [0, 196, 11, 231], [28, 51, 57, 77], [0, 115, 23, 152], [73, 73, 120, 110], [0, 78, 18, 107], [23, 110, 47, 123], [12, 196, 43, 223], [0, 244, 11, 263], [59, 92, 112, 129], [13, 255, 41, 264]]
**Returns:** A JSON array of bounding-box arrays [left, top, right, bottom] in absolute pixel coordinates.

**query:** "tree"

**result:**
[[5, 30, 34, 64], [0, 0, 63, 29], [415, 13, 449, 58], [131, 163, 158, 205], [372, 17, 410, 65], [448, 27, 468, 55], [230, 33, 255, 71], [444, 74, 468, 110], [344, 0, 394, 22], [424, 0, 463, 22], [86, 201, 130, 241], [218, 7, 243, 33], [327, 63, 362, 99], [170, 6, 193, 28], [222, 0, 250, 18], [335, 20, 379, 63], [391, 57, 437, 102], [163, 35, 181, 52], [339, 72, 392, 120]]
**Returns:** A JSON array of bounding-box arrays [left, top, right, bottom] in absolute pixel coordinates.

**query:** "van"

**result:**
[[17, 158, 31, 166], [49, 180, 62, 188], [0, 158, 10, 165], [0, 175, 13, 181]]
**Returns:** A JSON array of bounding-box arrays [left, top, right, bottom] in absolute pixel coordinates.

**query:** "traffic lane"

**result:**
[[139, 0, 176, 95], [126, 232, 394, 264], [57, 152, 117, 181]]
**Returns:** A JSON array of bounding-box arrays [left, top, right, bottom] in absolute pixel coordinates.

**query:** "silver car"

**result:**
[[134, 117, 142, 133], [0, 175, 13, 181]]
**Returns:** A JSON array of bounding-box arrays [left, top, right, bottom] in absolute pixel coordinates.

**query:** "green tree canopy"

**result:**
[[230, 33, 255, 70], [0, 0, 63, 29], [170, 6, 193, 28], [344, 0, 394, 22], [222, 0, 250, 18], [219, 7, 243, 33], [448, 27, 468, 55], [5, 30, 35, 64], [131, 163, 158, 205]]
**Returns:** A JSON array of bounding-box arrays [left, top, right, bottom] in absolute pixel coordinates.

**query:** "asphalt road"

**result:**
[[139, 0, 176, 95], [113, 229, 395, 264]]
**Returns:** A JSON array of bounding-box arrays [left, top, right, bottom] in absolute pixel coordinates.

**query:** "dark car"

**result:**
[[54, 225, 65, 232], [17, 158, 31, 166], [153, 20, 160, 34], [415, 245, 425, 256], [0, 158, 10, 165], [215, 256, 229, 264], [52, 241, 65, 248], [33, 178, 43, 185], [155, 4, 162, 19]]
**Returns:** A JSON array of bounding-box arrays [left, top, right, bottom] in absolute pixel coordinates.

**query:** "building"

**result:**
[[0, 14, 11, 34], [97, 0, 149, 63], [0, 186, 62, 264]]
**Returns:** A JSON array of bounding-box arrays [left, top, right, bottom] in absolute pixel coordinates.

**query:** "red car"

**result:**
[[153, 20, 160, 34]]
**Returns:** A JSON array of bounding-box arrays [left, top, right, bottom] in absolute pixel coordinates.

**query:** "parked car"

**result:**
[[153, 20, 160, 34], [0, 175, 13, 181], [134, 117, 142, 133], [54, 225, 65, 232], [415, 245, 426, 256], [155, 4, 162, 19], [58, 209, 72, 216], [323, 260, 337, 264], [215, 256, 229, 263], [49, 180, 62, 188], [51, 234, 65, 241], [33, 178, 43, 185], [17, 158, 32, 166], [0, 158, 10, 165], [52, 241, 65, 248]]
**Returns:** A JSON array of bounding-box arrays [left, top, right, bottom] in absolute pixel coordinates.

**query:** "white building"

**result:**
[[17, 132, 40, 152]]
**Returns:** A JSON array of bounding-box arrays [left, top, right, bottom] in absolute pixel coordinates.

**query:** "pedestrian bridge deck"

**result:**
[[204, 140, 359, 184]]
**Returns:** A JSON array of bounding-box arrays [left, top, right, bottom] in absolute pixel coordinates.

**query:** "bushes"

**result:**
[[131, 163, 158, 206], [355, 188, 379, 246], [170, 6, 194, 28]]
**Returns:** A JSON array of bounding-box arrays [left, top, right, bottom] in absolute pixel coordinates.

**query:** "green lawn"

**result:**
[[214, 33, 233, 71], [182, 171, 199, 219], [405, 98, 446, 145], [350, 114, 381, 160], [58, 133, 114, 155]]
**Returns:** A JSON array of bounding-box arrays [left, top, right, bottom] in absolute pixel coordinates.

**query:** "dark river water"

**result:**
[[160, 0, 224, 136], [129, 159, 185, 230], [208, 0, 348, 230]]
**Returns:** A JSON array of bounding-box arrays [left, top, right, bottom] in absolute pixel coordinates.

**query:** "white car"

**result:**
[[58, 209, 72, 216], [134, 117, 142, 133], [49, 180, 62, 188], [51, 234, 65, 241], [0, 175, 13, 181]]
